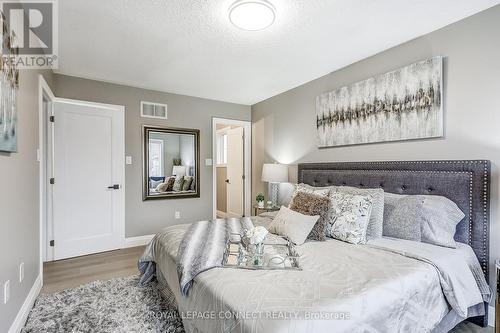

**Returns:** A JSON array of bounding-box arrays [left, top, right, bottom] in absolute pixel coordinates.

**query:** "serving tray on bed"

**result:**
[[222, 234, 301, 270]]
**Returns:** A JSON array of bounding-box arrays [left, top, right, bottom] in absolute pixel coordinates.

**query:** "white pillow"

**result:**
[[268, 206, 320, 245]]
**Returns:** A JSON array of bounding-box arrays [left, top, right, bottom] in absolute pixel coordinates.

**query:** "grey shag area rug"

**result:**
[[22, 276, 185, 333], [21, 275, 490, 333]]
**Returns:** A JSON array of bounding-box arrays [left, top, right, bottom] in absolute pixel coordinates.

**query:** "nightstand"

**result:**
[[253, 205, 279, 216]]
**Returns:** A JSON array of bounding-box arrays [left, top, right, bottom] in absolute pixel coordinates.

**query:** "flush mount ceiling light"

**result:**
[[229, 0, 276, 31]]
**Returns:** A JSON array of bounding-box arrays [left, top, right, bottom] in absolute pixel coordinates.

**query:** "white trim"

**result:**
[[124, 234, 155, 248], [212, 117, 251, 219], [38, 75, 55, 276], [8, 275, 42, 333], [54, 97, 125, 112], [488, 305, 494, 327]]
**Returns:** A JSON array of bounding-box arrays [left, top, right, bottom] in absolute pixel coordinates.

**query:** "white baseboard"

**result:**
[[8, 275, 42, 333], [124, 234, 155, 248], [488, 305, 494, 327]]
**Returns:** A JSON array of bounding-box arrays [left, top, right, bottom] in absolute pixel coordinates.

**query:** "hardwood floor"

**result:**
[[42, 246, 145, 294]]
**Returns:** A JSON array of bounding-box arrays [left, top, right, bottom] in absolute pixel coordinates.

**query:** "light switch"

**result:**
[[126, 156, 132, 165], [4, 280, 9, 304], [205, 158, 213, 166]]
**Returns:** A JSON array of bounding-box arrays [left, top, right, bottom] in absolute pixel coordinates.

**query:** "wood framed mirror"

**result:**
[[143, 125, 200, 200]]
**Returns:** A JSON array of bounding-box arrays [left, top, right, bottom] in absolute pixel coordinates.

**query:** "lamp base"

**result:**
[[268, 183, 279, 207]]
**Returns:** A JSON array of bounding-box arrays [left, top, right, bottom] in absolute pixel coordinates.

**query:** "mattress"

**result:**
[[143, 217, 487, 333]]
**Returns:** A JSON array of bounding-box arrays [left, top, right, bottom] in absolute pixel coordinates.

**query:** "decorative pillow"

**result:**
[[182, 176, 193, 191], [383, 194, 423, 241], [383, 193, 465, 248], [164, 177, 175, 191], [259, 211, 279, 219], [155, 182, 169, 193], [268, 206, 320, 245], [332, 186, 384, 240], [150, 179, 163, 189], [288, 191, 331, 241], [293, 183, 330, 196], [326, 191, 373, 244], [172, 176, 184, 192]]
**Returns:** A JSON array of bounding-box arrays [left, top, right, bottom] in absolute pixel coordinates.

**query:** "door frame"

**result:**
[[212, 117, 251, 218], [39, 76, 126, 266], [38, 75, 55, 281]]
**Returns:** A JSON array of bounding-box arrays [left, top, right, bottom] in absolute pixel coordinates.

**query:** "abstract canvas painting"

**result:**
[[316, 57, 443, 147], [0, 16, 20, 153]]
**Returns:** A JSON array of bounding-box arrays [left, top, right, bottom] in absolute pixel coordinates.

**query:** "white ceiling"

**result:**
[[57, 0, 500, 105]]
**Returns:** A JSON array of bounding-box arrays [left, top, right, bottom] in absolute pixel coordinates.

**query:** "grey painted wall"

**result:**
[[251, 5, 500, 287], [54, 74, 251, 237], [0, 69, 54, 332]]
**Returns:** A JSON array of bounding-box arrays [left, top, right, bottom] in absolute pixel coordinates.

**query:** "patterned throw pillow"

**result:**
[[333, 186, 384, 240], [293, 183, 330, 196], [288, 191, 331, 241], [182, 176, 193, 191], [164, 177, 175, 191], [155, 182, 169, 193], [326, 191, 373, 244], [172, 176, 184, 192]]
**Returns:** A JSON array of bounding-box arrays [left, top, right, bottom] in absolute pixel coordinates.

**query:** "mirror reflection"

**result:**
[[144, 126, 200, 200]]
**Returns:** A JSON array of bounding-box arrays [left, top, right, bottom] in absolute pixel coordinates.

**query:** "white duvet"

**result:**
[[146, 218, 486, 333]]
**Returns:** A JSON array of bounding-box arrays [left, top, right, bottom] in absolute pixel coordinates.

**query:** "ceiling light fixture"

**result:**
[[229, 0, 276, 31]]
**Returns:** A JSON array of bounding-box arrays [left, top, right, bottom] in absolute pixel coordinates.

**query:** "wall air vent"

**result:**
[[141, 101, 168, 119]]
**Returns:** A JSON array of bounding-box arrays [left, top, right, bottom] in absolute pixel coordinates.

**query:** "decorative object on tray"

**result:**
[[0, 19, 20, 153], [223, 225, 301, 270], [256, 193, 265, 208], [262, 163, 289, 207], [316, 56, 443, 147]]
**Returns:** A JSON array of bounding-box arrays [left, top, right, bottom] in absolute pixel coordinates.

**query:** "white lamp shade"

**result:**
[[261, 163, 288, 183], [172, 165, 186, 176]]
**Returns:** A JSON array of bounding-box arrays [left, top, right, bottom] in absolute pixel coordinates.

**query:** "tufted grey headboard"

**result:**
[[298, 160, 491, 280], [298, 160, 491, 325]]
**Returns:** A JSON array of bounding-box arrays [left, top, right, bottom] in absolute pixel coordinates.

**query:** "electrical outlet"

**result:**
[[4, 280, 10, 304], [175, 211, 181, 219], [125, 156, 132, 165], [19, 262, 24, 283]]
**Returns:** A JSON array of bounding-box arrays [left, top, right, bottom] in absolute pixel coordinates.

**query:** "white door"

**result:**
[[226, 127, 244, 217], [52, 100, 125, 260]]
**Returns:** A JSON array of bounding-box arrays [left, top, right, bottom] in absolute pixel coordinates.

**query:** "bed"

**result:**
[[141, 160, 491, 332]]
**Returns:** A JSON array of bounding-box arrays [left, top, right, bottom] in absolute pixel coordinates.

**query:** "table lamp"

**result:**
[[261, 163, 288, 207]]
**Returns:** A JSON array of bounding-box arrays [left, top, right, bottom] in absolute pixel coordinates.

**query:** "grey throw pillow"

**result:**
[[383, 194, 423, 241], [383, 193, 465, 248]]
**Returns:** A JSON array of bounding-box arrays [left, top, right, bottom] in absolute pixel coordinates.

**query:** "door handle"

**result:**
[[107, 184, 120, 190], [225, 179, 230, 184]]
